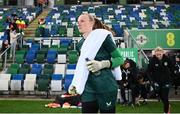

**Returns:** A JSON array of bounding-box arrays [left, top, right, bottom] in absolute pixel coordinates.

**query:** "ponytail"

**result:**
[[93, 18, 116, 36]]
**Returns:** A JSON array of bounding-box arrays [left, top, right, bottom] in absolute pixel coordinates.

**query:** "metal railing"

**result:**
[[0, 33, 23, 71], [0, 34, 122, 71], [125, 28, 149, 68], [34, 36, 123, 50]]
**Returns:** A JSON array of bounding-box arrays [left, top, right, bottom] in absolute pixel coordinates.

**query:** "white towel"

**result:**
[[70, 29, 122, 94]]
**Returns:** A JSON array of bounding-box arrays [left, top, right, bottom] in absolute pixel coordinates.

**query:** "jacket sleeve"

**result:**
[[146, 58, 155, 82], [110, 49, 124, 68], [167, 56, 174, 81], [103, 35, 124, 68]]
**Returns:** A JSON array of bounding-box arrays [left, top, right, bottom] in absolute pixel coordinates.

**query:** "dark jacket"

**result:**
[[1, 42, 8, 52], [173, 61, 180, 75], [5, 29, 11, 45], [172, 61, 180, 85], [9, 22, 19, 32], [120, 60, 138, 86], [147, 54, 173, 84]]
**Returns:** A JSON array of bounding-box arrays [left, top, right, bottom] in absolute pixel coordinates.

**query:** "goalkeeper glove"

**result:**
[[68, 85, 77, 95], [86, 60, 110, 73]]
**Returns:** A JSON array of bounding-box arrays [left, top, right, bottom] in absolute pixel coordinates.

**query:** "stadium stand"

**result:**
[[57, 54, 67, 63], [0, 74, 11, 91], [46, 50, 57, 64], [0, 1, 179, 99], [23, 74, 37, 91], [33, 4, 179, 39], [7, 63, 20, 75], [30, 64, 42, 76], [0, 7, 42, 40], [10, 74, 24, 91], [18, 64, 30, 74], [36, 50, 46, 63], [66, 64, 76, 75], [15, 50, 26, 64], [64, 74, 74, 92], [0, 1, 180, 114], [51, 74, 63, 91], [54, 64, 66, 77]]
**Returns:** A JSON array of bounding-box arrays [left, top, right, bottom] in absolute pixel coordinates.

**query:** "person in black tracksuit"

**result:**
[[120, 58, 138, 106], [136, 69, 149, 104], [1, 40, 9, 67], [172, 55, 180, 95], [147, 47, 173, 113]]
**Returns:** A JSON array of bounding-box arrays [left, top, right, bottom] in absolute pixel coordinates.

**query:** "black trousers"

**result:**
[[139, 84, 148, 99], [158, 84, 170, 113], [120, 85, 127, 103], [120, 84, 138, 104], [173, 74, 180, 91], [39, 27, 45, 37], [82, 100, 115, 113]]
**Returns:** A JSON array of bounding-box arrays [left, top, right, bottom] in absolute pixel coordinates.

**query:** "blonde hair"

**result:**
[[80, 13, 116, 36], [154, 46, 164, 53]]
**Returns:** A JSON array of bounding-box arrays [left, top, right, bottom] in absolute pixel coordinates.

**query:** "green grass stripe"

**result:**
[[0, 100, 180, 113]]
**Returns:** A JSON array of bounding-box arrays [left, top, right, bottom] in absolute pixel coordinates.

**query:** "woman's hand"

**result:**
[[86, 60, 110, 73], [68, 85, 77, 95]]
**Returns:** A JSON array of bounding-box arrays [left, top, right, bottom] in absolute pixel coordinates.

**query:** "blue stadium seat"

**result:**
[[64, 74, 74, 91], [30, 44, 40, 52], [51, 74, 63, 91], [12, 74, 24, 80], [47, 50, 57, 64], [67, 64, 76, 69], [50, 24, 59, 36], [52, 74, 63, 80], [10, 74, 24, 91], [30, 64, 42, 76], [112, 24, 124, 37], [60, 39, 72, 46], [25, 50, 36, 64]]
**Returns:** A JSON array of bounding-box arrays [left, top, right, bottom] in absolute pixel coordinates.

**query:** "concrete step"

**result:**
[[24, 34, 35, 37], [25, 28, 37, 31], [23, 8, 51, 39], [29, 23, 38, 25], [23, 37, 34, 40], [32, 18, 39, 23], [25, 30, 35, 34], [27, 24, 38, 28]]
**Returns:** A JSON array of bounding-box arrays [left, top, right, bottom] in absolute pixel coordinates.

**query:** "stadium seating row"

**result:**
[[36, 4, 180, 37], [6, 63, 76, 77], [0, 7, 42, 39], [15, 45, 79, 64], [0, 64, 76, 92]]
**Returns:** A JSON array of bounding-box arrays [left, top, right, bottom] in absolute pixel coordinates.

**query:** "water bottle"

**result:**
[[85, 58, 101, 76]]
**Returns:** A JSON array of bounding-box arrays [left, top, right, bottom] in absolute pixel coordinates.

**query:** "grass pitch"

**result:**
[[0, 100, 180, 113]]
